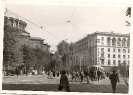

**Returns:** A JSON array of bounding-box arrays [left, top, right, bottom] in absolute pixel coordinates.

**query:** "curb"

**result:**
[[123, 78, 129, 86]]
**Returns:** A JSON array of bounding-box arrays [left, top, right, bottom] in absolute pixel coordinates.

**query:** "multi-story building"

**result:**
[[71, 31, 130, 70]]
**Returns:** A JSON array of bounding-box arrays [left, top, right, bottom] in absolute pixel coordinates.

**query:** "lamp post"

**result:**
[[79, 56, 83, 71]]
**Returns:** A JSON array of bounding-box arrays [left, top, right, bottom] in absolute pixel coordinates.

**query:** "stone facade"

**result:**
[[70, 31, 130, 70]]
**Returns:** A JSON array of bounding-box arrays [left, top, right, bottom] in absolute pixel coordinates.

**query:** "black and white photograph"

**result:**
[[2, 1, 132, 93]]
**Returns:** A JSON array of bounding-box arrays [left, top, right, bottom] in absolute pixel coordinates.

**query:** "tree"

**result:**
[[20, 45, 50, 74], [57, 40, 69, 70], [57, 40, 69, 56], [3, 26, 20, 68], [20, 45, 35, 74]]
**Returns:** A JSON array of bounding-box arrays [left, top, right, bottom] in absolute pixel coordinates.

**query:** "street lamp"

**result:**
[[79, 56, 83, 71]]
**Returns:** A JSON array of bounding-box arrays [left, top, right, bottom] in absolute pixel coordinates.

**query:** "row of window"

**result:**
[[108, 54, 130, 58], [76, 37, 129, 50], [107, 48, 130, 53], [74, 59, 129, 66], [108, 60, 129, 65], [107, 37, 130, 47]]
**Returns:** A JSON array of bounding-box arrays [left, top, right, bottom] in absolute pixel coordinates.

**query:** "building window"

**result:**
[[112, 37, 116, 46], [113, 60, 116, 65], [113, 48, 115, 52], [101, 48, 104, 52], [123, 55, 126, 59], [8, 19, 13, 27], [101, 60, 104, 65], [107, 37, 111, 46], [118, 55, 121, 58], [108, 54, 110, 58], [101, 37, 104, 41], [108, 48, 110, 52], [108, 60, 110, 65], [127, 39, 130, 47], [113, 54, 115, 58], [128, 49, 130, 53], [118, 60, 121, 65], [101, 42, 104, 45], [122, 38, 126, 47], [101, 54, 104, 58], [128, 55, 130, 58], [123, 49, 126, 53], [118, 49, 121, 53], [123, 60, 126, 64], [34, 44, 40, 49], [117, 38, 121, 46]]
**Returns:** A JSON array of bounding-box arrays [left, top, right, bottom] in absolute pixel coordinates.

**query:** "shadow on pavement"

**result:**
[[2, 83, 128, 93]]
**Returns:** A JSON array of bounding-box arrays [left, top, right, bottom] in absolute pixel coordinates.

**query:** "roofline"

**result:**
[[75, 31, 130, 44]]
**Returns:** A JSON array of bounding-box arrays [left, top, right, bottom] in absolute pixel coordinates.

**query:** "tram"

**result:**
[[86, 65, 104, 71]]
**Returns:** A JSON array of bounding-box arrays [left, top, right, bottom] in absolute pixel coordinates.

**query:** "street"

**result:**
[[2, 75, 128, 93]]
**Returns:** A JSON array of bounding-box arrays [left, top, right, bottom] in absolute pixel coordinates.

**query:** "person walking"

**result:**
[[53, 70, 55, 77], [90, 69, 94, 83], [85, 69, 90, 83], [97, 69, 101, 82], [80, 69, 84, 83], [59, 70, 70, 92], [42, 70, 46, 81], [75, 71, 80, 81], [57, 71, 59, 77], [42, 70, 45, 77], [109, 70, 120, 93], [72, 71, 76, 81]]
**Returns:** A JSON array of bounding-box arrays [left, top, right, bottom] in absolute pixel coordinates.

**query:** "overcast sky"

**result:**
[[5, 2, 131, 52]]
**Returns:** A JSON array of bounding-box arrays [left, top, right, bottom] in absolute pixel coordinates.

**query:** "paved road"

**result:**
[[2, 75, 128, 93]]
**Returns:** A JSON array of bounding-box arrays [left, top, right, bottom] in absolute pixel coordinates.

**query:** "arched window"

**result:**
[[122, 38, 126, 47], [127, 39, 130, 47], [19, 22, 22, 29], [107, 37, 111, 46], [112, 37, 116, 46], [8, 19, 13, 27], [34, 44, 40, 49], [117, 38, 121, 46], [14, 21, 18, 27]]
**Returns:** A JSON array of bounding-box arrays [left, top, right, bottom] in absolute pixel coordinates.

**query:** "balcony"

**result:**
[[100, 57, 105, 60]]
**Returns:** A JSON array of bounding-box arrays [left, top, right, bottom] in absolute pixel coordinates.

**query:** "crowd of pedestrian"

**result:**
[[70, 68, 110, 83], [58, 69, 120, 93]]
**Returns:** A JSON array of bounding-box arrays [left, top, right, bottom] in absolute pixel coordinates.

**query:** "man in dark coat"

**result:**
[[109, 70, 120, 93], [97, 69, 101, 82]]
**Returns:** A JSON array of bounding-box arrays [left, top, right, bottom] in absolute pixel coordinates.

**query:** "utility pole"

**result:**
[[79, 56, 83, 71]]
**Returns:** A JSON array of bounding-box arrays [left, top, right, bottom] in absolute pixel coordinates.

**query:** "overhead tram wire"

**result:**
[[70, 22, 86, 34], [41, 21, 69, 27], [69, 5, 77, 21], [5, 8, 62, 41], [66, 5, 86, 35]]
